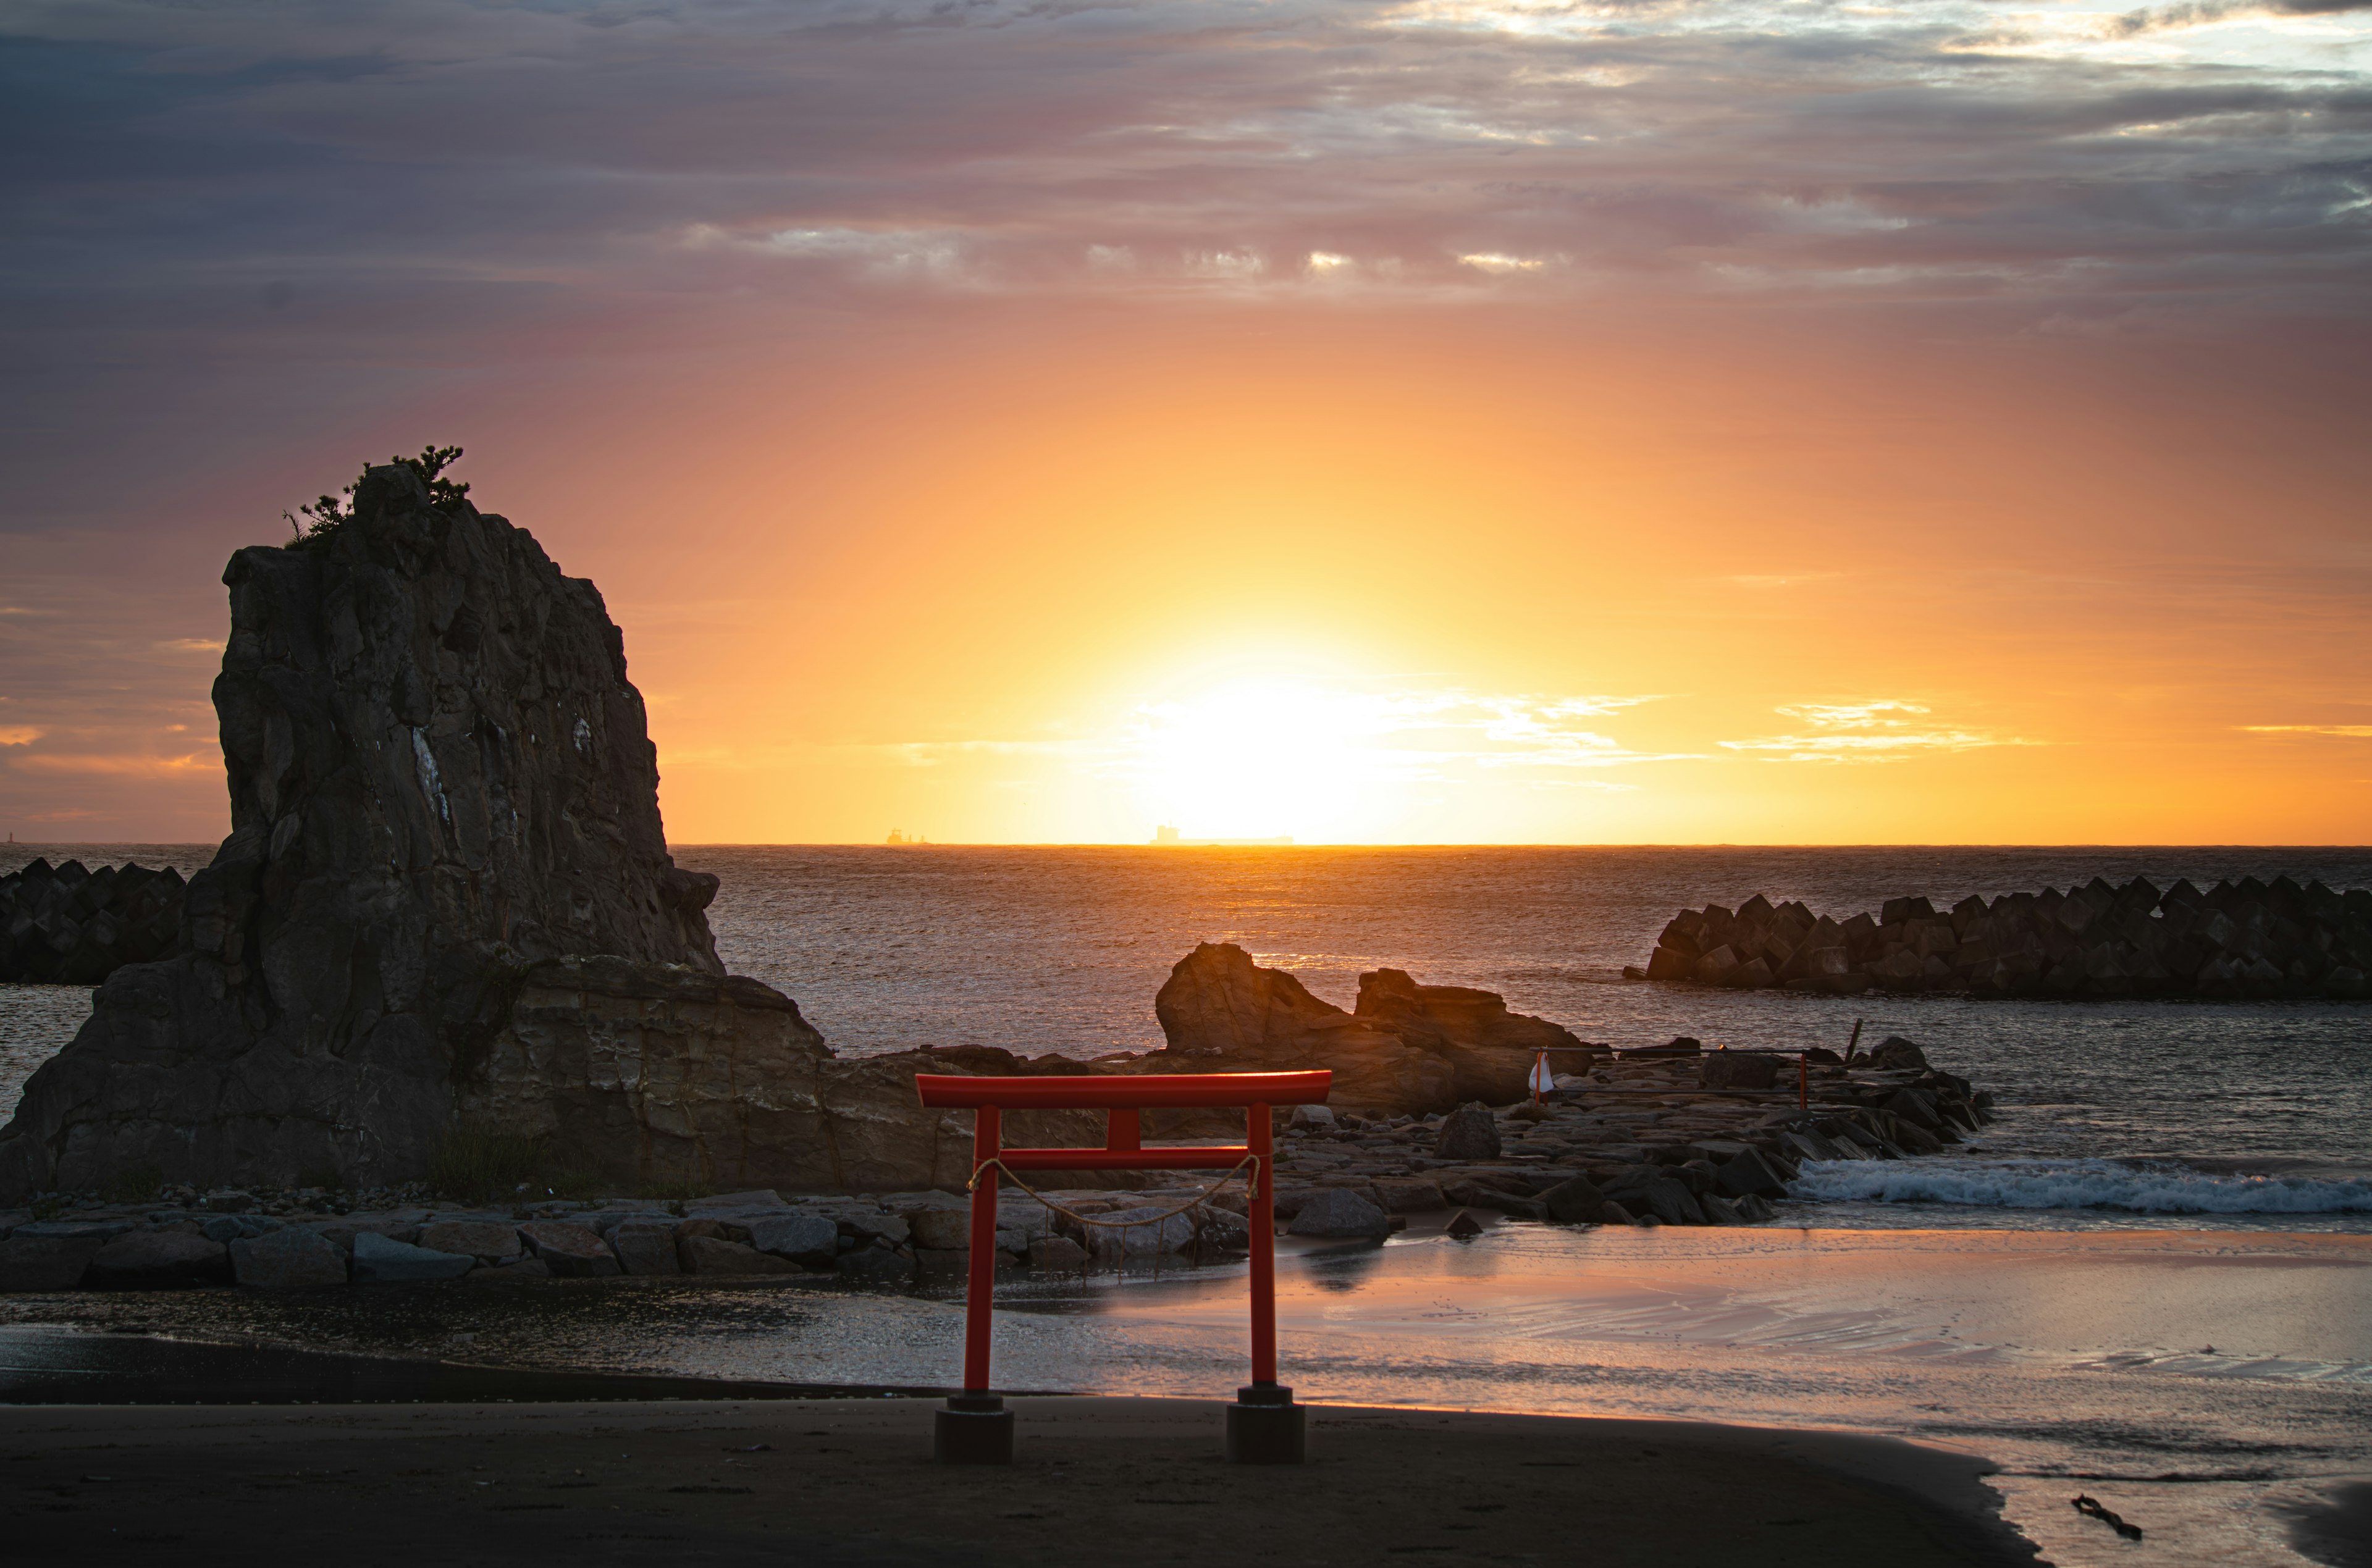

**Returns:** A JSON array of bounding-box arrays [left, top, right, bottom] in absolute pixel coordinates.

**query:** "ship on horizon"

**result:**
[[1151, 824, 1294, 847]]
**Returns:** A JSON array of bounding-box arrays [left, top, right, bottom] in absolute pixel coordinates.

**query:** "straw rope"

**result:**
[[966, 1153, 1261, 1231]]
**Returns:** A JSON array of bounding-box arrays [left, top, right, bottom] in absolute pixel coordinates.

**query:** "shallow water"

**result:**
[[6, 1222, 2366, 1567]]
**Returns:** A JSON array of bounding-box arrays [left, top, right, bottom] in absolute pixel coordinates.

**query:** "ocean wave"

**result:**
[[1791, 1158, 2372, 1214]]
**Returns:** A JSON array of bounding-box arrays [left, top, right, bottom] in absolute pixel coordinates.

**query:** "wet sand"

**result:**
[[1, 1395, 2029, 1567]]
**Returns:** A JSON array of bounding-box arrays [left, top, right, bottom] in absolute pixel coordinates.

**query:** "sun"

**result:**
[[1125, 679, 1410, 842]]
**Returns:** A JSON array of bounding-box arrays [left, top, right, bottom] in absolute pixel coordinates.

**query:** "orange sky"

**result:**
[[2, 3, 2367, 846]]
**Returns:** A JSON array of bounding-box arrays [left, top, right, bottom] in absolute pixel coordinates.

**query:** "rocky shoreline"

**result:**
[[1639, 875, 2372, 999], [0, 1031, 1987, 1291]]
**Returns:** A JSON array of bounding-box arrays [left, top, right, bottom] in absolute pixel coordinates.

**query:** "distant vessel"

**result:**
[[1152, 824, 1294, 847], [886, 829, 929, 845]]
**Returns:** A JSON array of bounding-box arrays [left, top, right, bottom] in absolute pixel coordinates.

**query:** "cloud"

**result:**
[[1722, 701, 2033, 763], [2240, 724, 2372, 737], [3, 752, 216, 778], [0, 727, 43, 747]]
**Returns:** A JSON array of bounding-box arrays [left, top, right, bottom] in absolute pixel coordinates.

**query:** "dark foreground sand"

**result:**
[[1, 1395, 2032, 1567]]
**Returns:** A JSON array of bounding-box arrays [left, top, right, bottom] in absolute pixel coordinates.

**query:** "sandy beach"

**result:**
[[1, 1395, 2031, 1567]]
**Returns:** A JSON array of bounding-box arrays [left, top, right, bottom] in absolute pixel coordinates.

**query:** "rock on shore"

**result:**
[[1642, 876, 2372, 999], [1150, 942, 1597, 1115], [0, 463, 1071, 1202], [0, 859, 187, 984]]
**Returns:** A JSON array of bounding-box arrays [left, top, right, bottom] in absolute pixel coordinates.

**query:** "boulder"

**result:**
[[1599, 1200, 1638, 1227], [1867, 1036, 1928, 1071], [742, 1214, 841, 1265], [0, 1229, 112, 1291], [907, 1208, 974, 1251], [1028, 1235, 1089, 1268], [418, 1220, 524, 1262], [678, 1236, 797, 1275], [1539, 1174, 1607, 1225], [519, 1222, 620, 1277], [1715, 1149, 1789, 1201], [1693, 946, 1741, 984], [836, 1245, 916, 1287], [1151, 942, 1454, 1115], [1370, 1177, 1447, 1213], [1432, 1104, 1502, 1162], [229, 1226, 350, 1288], [85, 1230, 232, 1289], [351, 1230, 477, 1283], [1352, 968, 1588, 1105], [1286, 1189, 1392, 1240], [610, 1220, 683, 1276], [1699, 1053, 1778, 1091], [1089, 1207, 1200, 1256]]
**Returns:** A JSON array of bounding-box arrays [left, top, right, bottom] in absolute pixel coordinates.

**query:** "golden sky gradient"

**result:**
[[1, 2, 2366, 845]]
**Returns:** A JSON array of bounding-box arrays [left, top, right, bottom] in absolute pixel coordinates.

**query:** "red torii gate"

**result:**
[[912, 1068, 1334, 1465]]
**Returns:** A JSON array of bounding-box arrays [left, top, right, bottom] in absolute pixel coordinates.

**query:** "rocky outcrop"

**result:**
[[1, 860, 187, 984], [1354, 968, 1587, 1104], [1150, 943, 1596, 1114], [1642, 876, 2372, 1000], [0, 463, 763, 1200]]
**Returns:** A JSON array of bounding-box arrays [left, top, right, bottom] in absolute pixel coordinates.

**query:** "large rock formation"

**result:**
[[1, 860, 187, 984], [1642, 876, 2372, 1000], [458, 963, 1104, 1194], [1151, 943, 1592, 1113], [0, 464, 780, 1198]]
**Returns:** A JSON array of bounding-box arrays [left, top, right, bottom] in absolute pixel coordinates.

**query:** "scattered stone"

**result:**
[[229, 1226, 350, 1289], [1287, 1189, 1392, 1240], [609, 1221, 682, 1277], [518, 1222, 620, 1277], [1539, 1175, 1607, 1226], [1432, 1104, 1502, 1162], [1444, 1210, 1486, 1240], [351, 1231, 476, 1283], [1599, 1201, 1637, 1226]]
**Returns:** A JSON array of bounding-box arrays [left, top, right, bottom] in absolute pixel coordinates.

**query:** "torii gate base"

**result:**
[[912, 1068, 1334, 1466]]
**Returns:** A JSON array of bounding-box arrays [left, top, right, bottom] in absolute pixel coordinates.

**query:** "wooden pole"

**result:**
[[961, 1104, 1001, 1394], [1248, 1102, 1277, 1386]]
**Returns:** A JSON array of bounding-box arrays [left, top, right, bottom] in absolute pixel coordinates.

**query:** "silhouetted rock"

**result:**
[[1641, 873, 2372, 1000], [1152, 942, 1590, 1115], [0, 464, 732, 1199], [1152, 942, 1456, 1113]]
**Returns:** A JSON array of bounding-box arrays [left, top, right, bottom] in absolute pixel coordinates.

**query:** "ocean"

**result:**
[[5, 842, 2369, 1566], [6, 843, 2371, 1230]]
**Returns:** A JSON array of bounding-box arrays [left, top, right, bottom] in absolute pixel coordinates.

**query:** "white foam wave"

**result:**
[[1791, 1158, 2372, 1215]]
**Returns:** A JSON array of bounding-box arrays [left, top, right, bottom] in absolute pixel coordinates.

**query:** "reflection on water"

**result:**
[[4, 1223, 2365, 1567]]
